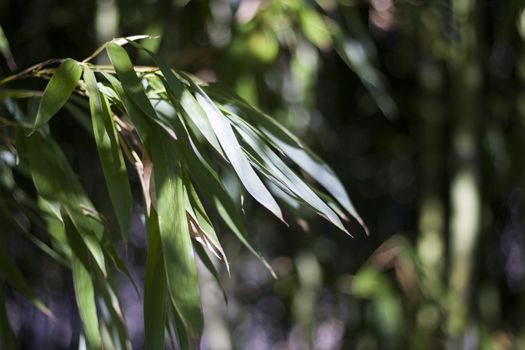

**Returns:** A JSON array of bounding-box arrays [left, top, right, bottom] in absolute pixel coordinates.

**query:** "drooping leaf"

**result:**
[[183, 172, 228, 268], [63, 212, 102, 350], [206, 86, 367, 233], [84, 65, 132, 240], [144, 209, 168, 350], [149, 125, 203, 338], [189, 80, 283, 222], [95, 273, 130, 350], [106, 43, 169, 139], [126, 40, 225, 159], [156, 97, 277, 276], [33, 58, 82, 130], [20, 130, 108, 273], [193, 242, 228, 303], [0, 25, 17, 72], [227, 111, 349, 234], [170, 304, 195, 350], [331, 8, 397, 118], [184, 144, 277, 277]]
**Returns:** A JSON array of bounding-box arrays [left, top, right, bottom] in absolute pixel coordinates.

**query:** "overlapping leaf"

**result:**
[[0, 36, 365, 348], [84, 65, 132, 240]]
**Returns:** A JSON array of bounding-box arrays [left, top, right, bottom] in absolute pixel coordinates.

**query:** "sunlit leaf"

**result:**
[[33, 59, 82, 130], [206, 86, 367, 234], [188, 79, 284, 222]]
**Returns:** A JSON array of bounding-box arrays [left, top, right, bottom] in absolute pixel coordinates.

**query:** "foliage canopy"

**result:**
[[0, 36, 364, 349]]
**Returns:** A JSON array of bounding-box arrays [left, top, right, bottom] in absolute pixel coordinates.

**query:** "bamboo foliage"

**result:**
[[0, 36, 364, 349]]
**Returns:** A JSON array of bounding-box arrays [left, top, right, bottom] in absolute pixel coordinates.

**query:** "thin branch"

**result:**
[[0, 59, 63, 86]]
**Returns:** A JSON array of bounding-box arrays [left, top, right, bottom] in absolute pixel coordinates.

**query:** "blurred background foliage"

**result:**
[[2, 0, 525, 349]]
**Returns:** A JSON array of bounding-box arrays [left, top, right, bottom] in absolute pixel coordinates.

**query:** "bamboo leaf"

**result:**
[[181, 139, 277, 277], [183, 173, 228, 269], [193, 242, 227, 303], [144, 209, 168, 350], [0, 25, 17, 72], [63, 213, 102, 350], [155, 100, 276, 277], [33, 58, 82, 130], [228, 112, 349, 234], [105, 43, 164, 134], [206, 87, 368, 234], [150, 126, 203, 338], [170, 304, 195, 350], [126, 40, 225, 159], [84, 66, 132, 240], [20, 130, 108, 273], [190, 83, 283, 222]]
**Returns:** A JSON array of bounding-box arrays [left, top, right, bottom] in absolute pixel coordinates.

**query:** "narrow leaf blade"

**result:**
[[84, 66, 133, 240], [33, 58, 82, 130]]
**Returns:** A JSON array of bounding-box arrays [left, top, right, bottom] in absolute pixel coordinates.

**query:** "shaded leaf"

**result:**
[[144, 209, 168, 350], [84, 65, 132, 240], [63, 213, 102, 350], [150, 124, 203, 338]]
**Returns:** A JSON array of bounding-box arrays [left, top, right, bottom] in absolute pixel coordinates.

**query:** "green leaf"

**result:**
[[193, 242, 227, 303], [144, 209, 168, 350], [179, 134, 277, 277], [33, 58, 82, 130], [261, 125, 366, 232], [100, 72, 152, 141], [227, 111, 349, 234], [84, 66, 132, 240], [183, 173, 228, 268], [206, 87, 367, 234], [20, 130, 108, 273], [0, 202, 68, 266], [96, 274, 130, 350], [63, 213, 102, 350], [0, 242, 51, 316], [189, 81, 283, 222], [150, 125, 203, 338], [0, 25, 16, 71], [125, 40, 225, 159], [170, 304, 195, 350], [105, 43, 161, 131], [156, 89, 277, 277]]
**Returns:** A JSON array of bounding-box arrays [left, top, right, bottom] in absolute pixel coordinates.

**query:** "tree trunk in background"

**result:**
[[415, 4, 446, 346], [95, 0, 118, 64], [447, 0, 482, 345]]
